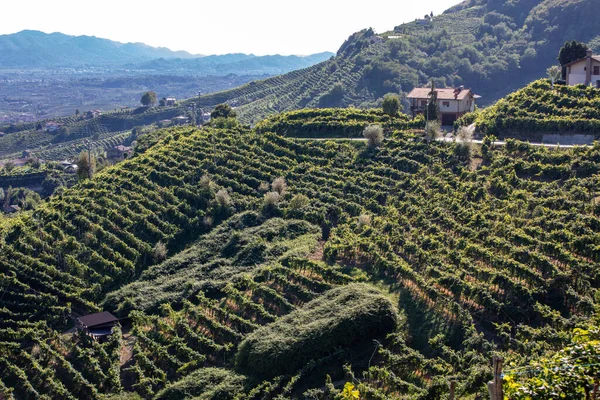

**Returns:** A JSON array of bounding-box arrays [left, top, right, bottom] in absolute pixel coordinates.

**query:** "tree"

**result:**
[[363, 124, 384, 147], [547, 65, 562, 88], [558, 41, 588, 78], [382, 93, 401, 116], [3, 161, 15, 173], [210, 104, 237, 120], [76, 151, 96, 181], [427, 80, 439, 122], [140, 91, 157, 107], [159, 97, 167, 107]]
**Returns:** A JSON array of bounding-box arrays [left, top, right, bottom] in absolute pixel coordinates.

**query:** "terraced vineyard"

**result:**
[[1, 110, 599, 399], [0, 105, 187, 161], [458, 79, 600, 139]]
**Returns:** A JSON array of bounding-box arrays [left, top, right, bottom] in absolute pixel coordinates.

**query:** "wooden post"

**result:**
[[449, 380, 456, 400], [493, 356, 504, 400]]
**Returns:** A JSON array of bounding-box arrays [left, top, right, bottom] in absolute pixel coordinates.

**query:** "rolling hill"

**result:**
[[1, 109, 599, 398], [188, 0, 600, 124]]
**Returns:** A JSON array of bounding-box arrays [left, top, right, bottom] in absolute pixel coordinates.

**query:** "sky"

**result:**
[[1, 0, 462, 56]]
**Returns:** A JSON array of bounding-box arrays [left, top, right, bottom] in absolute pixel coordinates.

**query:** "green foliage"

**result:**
[[558, 40, 589, 76], [382, 93, 401, 116], [460, 79, 600, 136], [255, 108, 422, 138], [76, 151, 96, 181], [505, 315, 600, 399], [235, 283, 398, 379], [153, 368, 246, 400], [210, 104, 237, 120], [141, 91, 157, 107]]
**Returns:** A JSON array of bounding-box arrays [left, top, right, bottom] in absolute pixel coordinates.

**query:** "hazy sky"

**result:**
[[2, 0, 462, 55]]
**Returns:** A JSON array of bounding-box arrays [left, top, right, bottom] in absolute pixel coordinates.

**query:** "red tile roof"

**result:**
[[407, 87, 476, 100]]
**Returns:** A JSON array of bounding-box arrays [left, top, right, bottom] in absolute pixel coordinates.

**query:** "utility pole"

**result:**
[[86, 140, 93, 180]]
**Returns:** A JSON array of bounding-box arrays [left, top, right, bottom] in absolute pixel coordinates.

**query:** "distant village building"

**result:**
[[172, 116, 189, 125], [107, 145, 133, 160], [45, 122, 62, 133], [407, 86, 481, 125], [165, 97, 177, 106], [158, 119, 172, 128], [0, 132, 5, 137], [565, 50, 600, 87], [86, 110, 102, 119], [60, 160, 79, 173], [77, 311, 119, 339]]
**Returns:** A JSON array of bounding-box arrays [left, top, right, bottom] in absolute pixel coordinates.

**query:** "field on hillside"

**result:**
[[0, 110, 599, 399], [458, 79, 600, 140]]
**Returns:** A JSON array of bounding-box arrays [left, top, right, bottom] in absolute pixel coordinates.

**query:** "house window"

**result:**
[[420, 100, 427, 107], [442, 101, 450, 107], [594, 66, 600, 75]]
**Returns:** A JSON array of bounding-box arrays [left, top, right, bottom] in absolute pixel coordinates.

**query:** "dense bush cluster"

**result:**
[[235, 283, 398, 378]]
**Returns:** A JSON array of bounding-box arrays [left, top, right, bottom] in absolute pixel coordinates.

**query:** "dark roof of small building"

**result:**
[[78, 311, 118, 328]]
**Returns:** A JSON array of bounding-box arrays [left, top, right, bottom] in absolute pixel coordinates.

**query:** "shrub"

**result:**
[[425, 121, 441, 143], [363, 124, 384, 147], [454, 125, 474, 160], [271, 177, 287, 195], [258, 182, 270, 192], [288, 194, 310, 210], [153, 241, 167, 262], [215, 189, 232, 208], [263, 191, 281, 207], [235, 283, 398, 379], [358, 214, 372, 227]]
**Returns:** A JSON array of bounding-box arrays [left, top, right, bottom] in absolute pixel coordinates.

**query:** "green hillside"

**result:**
[[1, 109, 599, 399], [189, 0, 600, 124], [458, 79, 600, 139], [0, 105, 190, 161]]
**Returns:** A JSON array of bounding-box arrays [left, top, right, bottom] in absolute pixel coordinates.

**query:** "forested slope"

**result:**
[[1, 110, 599, 398], [190, 0, 600, 123]]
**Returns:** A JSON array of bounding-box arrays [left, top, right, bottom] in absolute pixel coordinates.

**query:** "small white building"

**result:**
[[407, 86, 481, 125], [45, 122, 62, 133], [165, 97, 177, 106], [565, 50, 600, 87]]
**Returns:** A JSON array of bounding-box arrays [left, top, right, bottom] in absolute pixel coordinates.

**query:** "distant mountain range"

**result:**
[[0, 30, 334, 73], [132, 52, 334, 76]]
